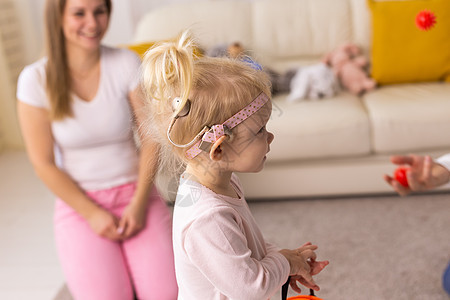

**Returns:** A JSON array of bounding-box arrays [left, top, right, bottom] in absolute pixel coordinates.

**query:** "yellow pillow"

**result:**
[[126, 42, 156, 58], [125, 42, 203, 59], [368, 0, 450, 84]]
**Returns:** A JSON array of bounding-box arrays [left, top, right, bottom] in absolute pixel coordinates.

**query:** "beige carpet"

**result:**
[[55, 193, 450, 300]]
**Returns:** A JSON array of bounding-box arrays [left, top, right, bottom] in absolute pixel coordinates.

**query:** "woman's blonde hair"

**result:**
[[44, 0, 112, 120], [141, 30, 271, 175]]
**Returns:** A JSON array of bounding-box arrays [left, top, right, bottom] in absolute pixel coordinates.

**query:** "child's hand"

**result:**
[[309, 258, 329, 276], [279, 242, 328, 293], [289, 258, 329, 294]]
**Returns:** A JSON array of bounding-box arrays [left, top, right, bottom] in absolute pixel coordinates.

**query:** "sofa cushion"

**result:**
[[363, 83, 450, 153], [368, 0, 450, 84], [267, 94, 371, 162], [252, 0, 349, 59], [133, 1, 252, 51], [252, 0, 371, 59]]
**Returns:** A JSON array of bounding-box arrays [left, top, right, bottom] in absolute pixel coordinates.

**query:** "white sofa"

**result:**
[[133, 0, 450, 199]]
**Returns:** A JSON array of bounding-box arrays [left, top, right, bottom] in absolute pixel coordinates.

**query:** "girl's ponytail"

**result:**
[[141, 30, 196, 116], [140, 30, 199, 194]]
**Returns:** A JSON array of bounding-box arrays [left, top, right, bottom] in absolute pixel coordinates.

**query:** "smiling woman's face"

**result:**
[[62, 0, 110, 51]]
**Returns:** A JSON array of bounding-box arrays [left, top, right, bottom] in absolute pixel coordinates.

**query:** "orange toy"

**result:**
[[286, 290, 323, 300], [288, 296, 322, 300]]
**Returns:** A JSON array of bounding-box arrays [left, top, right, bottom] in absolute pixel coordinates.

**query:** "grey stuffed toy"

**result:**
[[286, 63, 339, 102]]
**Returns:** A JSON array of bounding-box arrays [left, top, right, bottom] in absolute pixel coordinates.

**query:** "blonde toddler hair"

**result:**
[[140, 30, 271, 176]]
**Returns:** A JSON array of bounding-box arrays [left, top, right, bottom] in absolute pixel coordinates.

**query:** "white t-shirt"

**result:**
[[17, 46, 141, 191], [173, 173, 290, 300]]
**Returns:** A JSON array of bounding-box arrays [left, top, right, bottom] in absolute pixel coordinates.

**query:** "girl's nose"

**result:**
[[267, 131, 274, 144]]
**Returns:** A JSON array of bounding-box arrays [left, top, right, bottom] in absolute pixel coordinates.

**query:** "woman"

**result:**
[[16, 0, 178, 299]]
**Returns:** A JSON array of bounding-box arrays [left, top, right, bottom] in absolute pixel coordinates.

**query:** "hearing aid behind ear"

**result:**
[[167, 96, 209, 149], [172, 97, 191, 117]]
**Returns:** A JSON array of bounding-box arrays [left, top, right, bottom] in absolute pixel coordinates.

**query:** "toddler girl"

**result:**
[[141, 31, 328, 300]]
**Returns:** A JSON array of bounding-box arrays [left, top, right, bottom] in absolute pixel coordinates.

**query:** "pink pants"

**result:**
[[54, 183, 178, 300]]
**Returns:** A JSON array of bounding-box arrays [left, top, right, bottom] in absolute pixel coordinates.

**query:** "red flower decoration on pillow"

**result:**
[[415, 10, 437, 31]]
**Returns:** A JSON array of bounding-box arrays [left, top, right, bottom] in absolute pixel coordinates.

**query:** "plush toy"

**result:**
[[206, 42, 246, 59], [323, 42, 377, 96], [286, 63, 339, 102], [266, 68, 297, 96], [205, 43, 230, 58], [226, 42, 245, 59], [206, 42, 262, 70], [206, 42, 294, 94]]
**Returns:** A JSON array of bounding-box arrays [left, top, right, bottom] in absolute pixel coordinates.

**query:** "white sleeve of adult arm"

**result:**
[[436, 154, 450, 171]]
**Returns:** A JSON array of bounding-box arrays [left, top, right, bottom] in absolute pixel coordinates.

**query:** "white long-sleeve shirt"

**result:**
[[172, 173, 290, 300], [437, 154, 450, 171]]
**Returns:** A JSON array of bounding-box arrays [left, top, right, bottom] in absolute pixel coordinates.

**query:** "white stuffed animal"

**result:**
[[286, 63, 339, 102]]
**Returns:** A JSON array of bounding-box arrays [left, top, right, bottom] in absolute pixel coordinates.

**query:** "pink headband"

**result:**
[[185, 92, 270, 159]]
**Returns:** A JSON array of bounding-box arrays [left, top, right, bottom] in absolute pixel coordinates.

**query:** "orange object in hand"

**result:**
[[394, 167, 409, 188]]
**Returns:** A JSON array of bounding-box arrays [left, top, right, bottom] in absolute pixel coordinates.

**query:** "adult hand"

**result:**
[[87, 207, 122, 241], [384, 155, 450, 196], [117, 201, 147, 240]]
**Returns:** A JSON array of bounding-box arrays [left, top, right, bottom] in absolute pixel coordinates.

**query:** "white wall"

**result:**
[[0, 0, 37, 150], [0, 37, 22, 150], [14, 0, 45, 64]]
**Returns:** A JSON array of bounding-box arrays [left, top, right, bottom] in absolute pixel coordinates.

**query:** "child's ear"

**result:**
[[209, 135, 228, 161]]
